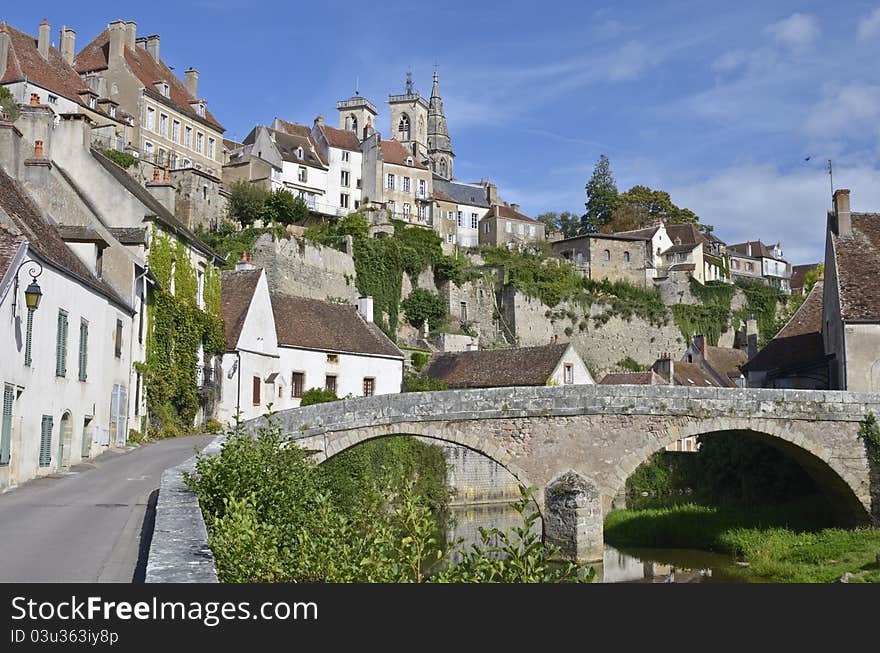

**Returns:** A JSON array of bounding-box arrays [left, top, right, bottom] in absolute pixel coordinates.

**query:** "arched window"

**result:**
[[351, 115, 358, 134], [440, 159, 447, 178], [623, 251, 630, 263], [398, 114, 410, 141], [603, 249, 610, 261]]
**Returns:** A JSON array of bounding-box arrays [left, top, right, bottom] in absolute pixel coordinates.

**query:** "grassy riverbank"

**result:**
[[605, 502, 880, 583]]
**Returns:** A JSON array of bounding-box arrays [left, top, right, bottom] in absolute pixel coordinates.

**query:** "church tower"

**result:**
[[427, 70, 454, 179], [388, 70, 429, 160], [336, 91, 377, 142]]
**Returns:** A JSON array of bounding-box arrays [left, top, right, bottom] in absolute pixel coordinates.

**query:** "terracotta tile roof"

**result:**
[[74, 28, 223, 131], [671, 361, 721, 387], [220, 269, 261, 350], [223, 138, 244, 152], [271, 294, 403, 358], [0, 23, 93, 110], [433, 189, 456, 203], [833, 213, 880, 321], [599, 371, 664, 385], [663, 243, 700, 254], [422, 343, 571, 388], [665, 223, 703, 246], [0, 166, 130, 310], [319, 124, 361, 151], [0, 223, 26, 280], [267, 127, 326, 168], [728, 240, 782, 260], [790, 263, 820, 294], [381, 139, 428, 169], [490, 204, 539, 224], [703, 346, 747, 383], [744, 280, 825, 372]]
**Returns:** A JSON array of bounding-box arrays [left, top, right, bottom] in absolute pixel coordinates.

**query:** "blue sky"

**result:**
[[6, 1, 880, 263]]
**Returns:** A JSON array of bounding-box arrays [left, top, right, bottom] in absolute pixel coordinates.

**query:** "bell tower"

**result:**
[[336, 90, 377, 142], [387, 69, 429, 160]]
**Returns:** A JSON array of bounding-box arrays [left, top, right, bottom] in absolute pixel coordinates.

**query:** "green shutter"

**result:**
[[24, 309, 33, 367], [39, 415, 53, 467], [56, 311, 68, 377], [78, 321, 88, 382], [0, 385, 13, 465]]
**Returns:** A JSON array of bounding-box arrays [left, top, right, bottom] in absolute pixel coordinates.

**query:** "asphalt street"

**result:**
[[0, 435, 214, 582]]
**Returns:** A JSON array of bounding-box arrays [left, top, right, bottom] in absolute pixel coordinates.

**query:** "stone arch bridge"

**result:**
[[246, 385, 880, 562]]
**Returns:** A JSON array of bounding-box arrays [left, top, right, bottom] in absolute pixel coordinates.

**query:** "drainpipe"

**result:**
[[235, 350, 242, 423]]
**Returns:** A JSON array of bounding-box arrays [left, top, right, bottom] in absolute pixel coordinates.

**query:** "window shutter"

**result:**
[[24, 310, 33, 367], [39, 415, 53, 467], [56, 311, 68, 376], [0, 385, 13, 465], [79, 321, 88, 382]]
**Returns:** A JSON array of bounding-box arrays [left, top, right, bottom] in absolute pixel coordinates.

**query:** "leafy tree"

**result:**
[[401, 288, 447, 331], [602, 185, 710, 234], [803, 263, 823, 295], [403, 374, 448, 392], [536, 211, 581, 239], [265, 189, 308, 226], [0, 87, 19, 122], [581, 154, 618, 233], [227, 181, 269, 228], [300, 387, 339, 406]]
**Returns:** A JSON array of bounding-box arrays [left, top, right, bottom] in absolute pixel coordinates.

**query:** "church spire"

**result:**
[[427, 68, 454, 178]]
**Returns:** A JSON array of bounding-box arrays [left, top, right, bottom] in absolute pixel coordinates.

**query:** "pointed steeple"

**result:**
[[427, 68, 454, 178]]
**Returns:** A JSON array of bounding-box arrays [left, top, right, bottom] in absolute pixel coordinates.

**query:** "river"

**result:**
[[444, 502, 746, 583]]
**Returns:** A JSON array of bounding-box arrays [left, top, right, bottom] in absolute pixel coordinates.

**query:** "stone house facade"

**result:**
[[479, 204, 544, 248], [552, 233, 649, 287]]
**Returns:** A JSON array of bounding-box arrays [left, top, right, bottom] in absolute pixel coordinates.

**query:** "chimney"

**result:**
[[124, 21, 137, 50], [59, 26, 76, 65], [146, 34, 160, 62], [486, 182, 499, 206], [146, 172, 176, 215], [746, 318, 759, 360], [235, 251, 256, 271], [34, 140, 44, 157], [833, 189, 852, 237], [0, 25, 9, 81], [108, 20, 126, 59], [314, 115, 324, 127], [653, 353, 675, 385], [693, 334, 706, 361], [746, 242, 751, 257], [135, 36, 147, 50], [184, 68, 199, 98], [510, 203, 521, 213], [152, 165, 160, 183], [37, 19, 50, 60], [30, 93, 40, 106], [357, 296, 374, 323]]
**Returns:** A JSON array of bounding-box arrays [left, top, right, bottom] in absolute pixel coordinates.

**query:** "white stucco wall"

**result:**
[[324, 147, 362, 215], [547, 344, 595, 386], [0, 253, 133, 491]]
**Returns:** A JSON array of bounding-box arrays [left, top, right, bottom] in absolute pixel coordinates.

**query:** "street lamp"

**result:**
[[12, 261, 43, 316]]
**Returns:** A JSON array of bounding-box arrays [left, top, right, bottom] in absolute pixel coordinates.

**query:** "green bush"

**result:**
[[101, 148, 138, 169], [404, 374, 448, 392], [300, 387, 339, 406], [410, 351, 431, 371], [0, 87, 19, 121], [402, 288, 447, 331]]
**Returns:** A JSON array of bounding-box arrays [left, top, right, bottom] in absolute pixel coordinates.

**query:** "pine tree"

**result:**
[[581, 155, 618, 233]]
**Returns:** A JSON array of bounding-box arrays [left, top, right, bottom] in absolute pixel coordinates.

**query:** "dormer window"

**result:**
[[88, 97, 96, 109], [406, 156, 413, 166], [295, 147, 304, 160], [155, 81, 169, 97], [197, 101, 206, 117], [109, 106, 117, 118]]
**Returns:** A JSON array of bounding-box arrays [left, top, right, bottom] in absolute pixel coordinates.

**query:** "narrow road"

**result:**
[[0, 435, 214, 583]]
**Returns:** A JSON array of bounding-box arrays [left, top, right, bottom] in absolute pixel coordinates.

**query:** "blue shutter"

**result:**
[[39, 415, 53, 467], [0, 385, 13, 465], [24, 309, 33, 367]]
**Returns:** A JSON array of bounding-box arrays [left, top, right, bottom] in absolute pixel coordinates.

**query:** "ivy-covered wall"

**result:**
[[139, 227, 225, 435]]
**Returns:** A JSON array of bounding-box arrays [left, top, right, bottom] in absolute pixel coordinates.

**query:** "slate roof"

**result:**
[[666, 223, 704, 246], [599, 371, 665, 385], [833, 213, 880, 321], [56, 224, 108, 244], [790, 263, 820, 294], [90, 149, 224, 264], [433, 179, 490, 208], [1, 23, 87, 106], [252, 123, 326, 169], [0, 166, 130, 310], [663, 243, 700, 254], [422, 343, 571, 388], [612, 225, 662, 240], [381, 139, 428, 169], [743, 280, 825, 372], [74, 27, 223, 131], [108, 227, 148, 245], [270, 294, 403, 358], [728, 240, 784, 261], [669, 361, 721, 387], [703, 346, 748, 383], [220, 269, 261, 350]]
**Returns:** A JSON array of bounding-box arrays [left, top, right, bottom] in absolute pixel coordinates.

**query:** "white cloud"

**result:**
[[606, 41, 653, 81], [668, 163, 880, 264], [766, 13, 820, 50], [803, 83, 880, 146], [857, 7, 880, 42]]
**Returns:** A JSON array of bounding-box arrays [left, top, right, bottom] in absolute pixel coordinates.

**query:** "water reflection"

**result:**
[[445, 502, 742, 583]]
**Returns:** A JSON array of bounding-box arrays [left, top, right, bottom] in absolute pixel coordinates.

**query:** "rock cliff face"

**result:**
[[250, 233, 755, 376]]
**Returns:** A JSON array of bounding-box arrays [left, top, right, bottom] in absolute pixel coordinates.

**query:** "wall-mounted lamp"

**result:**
[[12, 260, 44, 316]]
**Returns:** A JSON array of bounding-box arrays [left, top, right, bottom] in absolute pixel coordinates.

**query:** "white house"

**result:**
[[308, 117, 363, 215], [434, 178, 489, 248], [217, 262, 404, 424], [0, 166, 135, 492], [422, 342, 594, 388]]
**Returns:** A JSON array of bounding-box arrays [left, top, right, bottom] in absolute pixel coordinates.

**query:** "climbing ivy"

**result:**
[[733, 279, 783, 347], [859, 413, 880, 463], [672, 304, 730, 346], [140, 227, 226, 436], [689, 277, 735, 310]]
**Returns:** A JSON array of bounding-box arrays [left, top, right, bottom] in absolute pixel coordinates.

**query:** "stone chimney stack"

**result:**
[[833, 189, 852, 237], [485, 182, 499, 206], [235, 251, 256, 271], [693, 334, 706, 361], [59, 26, 76, 65], [108, 19, 126, 59], [357, 296, 374, 323], [746, 318, 759, 360], [184, 68, 199, 98], [653, 353, 675, 385], [37, 19, 50, 60], [124, 21, 137, 50], [146, 171, 176, 215], [146, 34, 160, 62], [510, 203, 521, 213], [0, 24, 9, 81]]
